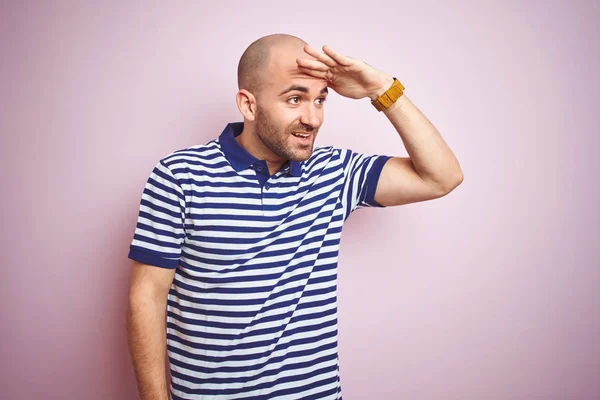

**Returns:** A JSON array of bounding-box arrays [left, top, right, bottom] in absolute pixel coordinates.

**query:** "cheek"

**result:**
[[272, 107, 300, 131]]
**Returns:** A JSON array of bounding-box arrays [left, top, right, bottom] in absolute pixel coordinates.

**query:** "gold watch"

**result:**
[[371, 77, 405, 111]]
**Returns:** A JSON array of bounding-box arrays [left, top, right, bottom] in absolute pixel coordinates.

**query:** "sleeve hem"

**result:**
[[365, 155, 393, 207], [128, 247, 179, 269]]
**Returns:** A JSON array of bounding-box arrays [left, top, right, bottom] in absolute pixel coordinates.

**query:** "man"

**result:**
[[126, 33, 463, 400]]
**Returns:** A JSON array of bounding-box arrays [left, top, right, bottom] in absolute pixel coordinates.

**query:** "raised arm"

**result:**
[[296, 44, 464, 206]]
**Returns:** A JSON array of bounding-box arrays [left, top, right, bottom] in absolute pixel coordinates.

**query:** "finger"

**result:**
[[296, 57, 330, 72], [298, 66, 328, 79], [322, 45, 353, 66], [303, 44, 337, 67]]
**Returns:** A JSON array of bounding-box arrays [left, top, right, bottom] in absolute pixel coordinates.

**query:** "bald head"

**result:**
[[237, 34, 307, 97]]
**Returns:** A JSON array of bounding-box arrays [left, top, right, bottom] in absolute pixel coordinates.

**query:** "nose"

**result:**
[[299, 103, 322, 130]]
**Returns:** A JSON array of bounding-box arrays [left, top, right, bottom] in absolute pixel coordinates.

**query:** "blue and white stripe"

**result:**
[[128, 122, 391, 399]]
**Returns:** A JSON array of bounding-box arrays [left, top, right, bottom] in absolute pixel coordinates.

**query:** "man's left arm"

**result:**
[[296, 44, 464, 207], [369, 76, 464, 207]]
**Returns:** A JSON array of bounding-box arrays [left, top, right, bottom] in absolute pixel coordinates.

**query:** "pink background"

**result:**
[[1, 1, 599, 399]]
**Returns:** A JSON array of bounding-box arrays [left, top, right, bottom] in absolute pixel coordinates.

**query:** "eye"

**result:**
[[288, 96, 301, 105], [316, 97, 327, 105]]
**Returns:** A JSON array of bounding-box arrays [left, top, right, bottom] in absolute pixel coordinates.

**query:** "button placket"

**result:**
[[262, 181, 269, 217]]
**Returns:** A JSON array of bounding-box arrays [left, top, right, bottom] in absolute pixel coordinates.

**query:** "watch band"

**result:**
[[371, 77, 405, 111]]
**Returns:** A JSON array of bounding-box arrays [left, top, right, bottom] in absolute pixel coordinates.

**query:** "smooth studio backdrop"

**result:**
[[1, 1, 599, 399]]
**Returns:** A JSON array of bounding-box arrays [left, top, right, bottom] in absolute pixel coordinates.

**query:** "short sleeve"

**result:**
[[128, 160, 186, 269], [338, 148, 392, 220]]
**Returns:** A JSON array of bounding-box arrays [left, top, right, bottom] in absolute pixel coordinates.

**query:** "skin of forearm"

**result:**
[[371, 76, 463, 190], [127, 294, 170, 400]]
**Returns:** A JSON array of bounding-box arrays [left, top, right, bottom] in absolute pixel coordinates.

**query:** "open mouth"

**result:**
[[292, 132, 312, 141]]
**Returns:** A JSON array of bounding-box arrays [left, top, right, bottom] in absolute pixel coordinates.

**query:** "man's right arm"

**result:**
[[127, 261, 176, 400]]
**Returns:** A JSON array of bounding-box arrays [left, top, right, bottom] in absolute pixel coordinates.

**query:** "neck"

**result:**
[[236, 126, 287, 175]]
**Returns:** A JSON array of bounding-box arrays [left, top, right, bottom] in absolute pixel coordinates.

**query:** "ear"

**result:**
[[236, 89, 257, 122]]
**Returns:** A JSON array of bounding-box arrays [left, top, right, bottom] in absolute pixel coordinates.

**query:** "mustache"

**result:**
[[290, 124, 317, 134]]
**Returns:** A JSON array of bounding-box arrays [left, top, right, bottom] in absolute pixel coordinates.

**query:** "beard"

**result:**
[[254, 106, 318, 162]]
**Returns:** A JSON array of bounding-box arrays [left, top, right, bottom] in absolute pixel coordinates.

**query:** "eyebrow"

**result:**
[[279, 85, 329, 96]]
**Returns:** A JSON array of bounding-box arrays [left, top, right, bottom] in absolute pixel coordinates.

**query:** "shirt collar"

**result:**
[[219, 122, 302, 177]]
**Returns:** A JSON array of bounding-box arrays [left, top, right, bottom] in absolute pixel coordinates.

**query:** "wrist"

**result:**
[[369, 75, 395, 101]]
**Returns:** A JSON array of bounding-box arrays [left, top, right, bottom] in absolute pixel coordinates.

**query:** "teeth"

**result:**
[[294, 133, 309, 138]]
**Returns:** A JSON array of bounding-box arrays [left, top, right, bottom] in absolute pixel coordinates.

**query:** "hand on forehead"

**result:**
[[237, 34, 327, 96], [268, 43, 326, 86]]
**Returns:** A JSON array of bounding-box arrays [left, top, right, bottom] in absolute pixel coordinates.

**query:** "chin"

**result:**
[[291, 151, 313, 162], [287, 141, 316, 162], [284, 148, 310, 162]]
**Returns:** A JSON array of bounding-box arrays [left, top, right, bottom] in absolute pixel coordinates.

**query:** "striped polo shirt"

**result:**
[[128, 122, 392, 399]]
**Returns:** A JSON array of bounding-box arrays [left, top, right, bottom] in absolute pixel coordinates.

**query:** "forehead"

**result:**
[[266, 45, 327, 91]]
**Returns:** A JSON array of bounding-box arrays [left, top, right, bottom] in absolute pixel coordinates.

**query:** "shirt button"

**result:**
[[264, 184, 270, 190], [256, 165, 263, 171]]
